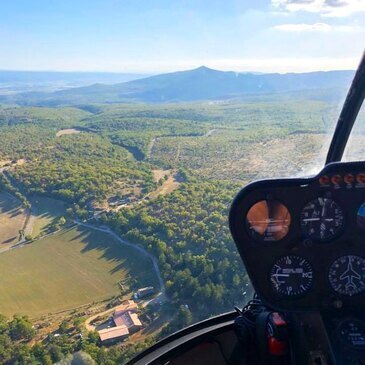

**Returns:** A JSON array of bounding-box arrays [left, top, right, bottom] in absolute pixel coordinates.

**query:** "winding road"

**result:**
[[75, 221, 165, 297]]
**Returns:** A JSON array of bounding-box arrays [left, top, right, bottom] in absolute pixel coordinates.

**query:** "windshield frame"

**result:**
[[326, 50, 365, 165]]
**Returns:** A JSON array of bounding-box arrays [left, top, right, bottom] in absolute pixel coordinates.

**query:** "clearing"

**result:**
[[150, 169, 181, 200], [56, 128, 81, 137], [0, 192, 27, 249], [29, 196, 68, 237], [0, 225, 159, 317], [0, 160, 11, 168], [152, 169, 170, 182]]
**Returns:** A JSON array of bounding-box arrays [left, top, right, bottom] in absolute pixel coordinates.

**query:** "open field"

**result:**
[[30, 196, 68, 237], [150, 170, 182, 199], [152, 169, 170, 182], [0, 225, 159, 317], [56, 128, 82, 137], [0, 192, 26, 248]]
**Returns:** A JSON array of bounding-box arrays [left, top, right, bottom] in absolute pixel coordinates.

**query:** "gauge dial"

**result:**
[[337, 318, 365, 349], [329, 256, 365, 296], [357, 202, 365, 231], [246, 200, 291, 242], [301, 198, 344, 241], [270, 256, 313, 297]]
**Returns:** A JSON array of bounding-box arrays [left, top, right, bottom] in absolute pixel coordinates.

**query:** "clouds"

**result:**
[[272, 0, 365, 17], [273, 22, 362, 32], [273, 22, 331, 31]]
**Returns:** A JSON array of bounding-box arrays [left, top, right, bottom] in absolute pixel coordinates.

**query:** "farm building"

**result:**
[[113, 311, 143, 333], [98, 325, 129, 345], [135, 286, 154, 299], [112, 300, 142, 333], [97, 300, 143, 344], [114, 300, 138, 316]]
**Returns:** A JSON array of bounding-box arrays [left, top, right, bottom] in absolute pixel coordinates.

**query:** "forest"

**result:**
[[107, 178, 249, 316]]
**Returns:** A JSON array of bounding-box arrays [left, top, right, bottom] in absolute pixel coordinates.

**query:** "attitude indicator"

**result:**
[[246, 200, 291, 242]]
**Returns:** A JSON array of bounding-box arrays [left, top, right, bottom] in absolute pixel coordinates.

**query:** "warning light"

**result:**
[[344, 174, 355, 184], [319, 175, 330, 185], [357, 173, 365, 184], [331, 175, 342, 185]]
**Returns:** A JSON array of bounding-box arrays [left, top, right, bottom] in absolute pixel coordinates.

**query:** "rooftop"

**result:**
[[98, 325, 129, 342], [114, 300, 138, 316], [114, 310, 142, 328]]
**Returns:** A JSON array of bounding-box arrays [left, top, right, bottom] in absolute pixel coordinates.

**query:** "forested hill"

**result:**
[[0, 67, 354, 105]]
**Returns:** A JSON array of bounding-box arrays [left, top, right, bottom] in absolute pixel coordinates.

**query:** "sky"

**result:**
[[0, 0, 364, 73]]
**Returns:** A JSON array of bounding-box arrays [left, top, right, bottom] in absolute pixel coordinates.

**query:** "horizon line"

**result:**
[[0, 66, 356, 76]]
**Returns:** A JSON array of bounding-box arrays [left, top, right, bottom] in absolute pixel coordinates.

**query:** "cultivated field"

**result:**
[[0, 225, 159, 317], [0, 192, 26, 248], [30, 196, 68, 237]]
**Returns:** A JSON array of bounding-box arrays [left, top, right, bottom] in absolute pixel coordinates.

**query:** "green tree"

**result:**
[[176, 305, 193, 328], [9, 315, 35, 341]]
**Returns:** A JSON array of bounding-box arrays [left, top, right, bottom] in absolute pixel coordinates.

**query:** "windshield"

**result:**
[[343, 101, 365, 161], [0, 1, 364, 364]]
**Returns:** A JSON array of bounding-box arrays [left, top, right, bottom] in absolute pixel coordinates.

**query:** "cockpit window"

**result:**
[[343, 102, 365, 162], [0, 1, 364, 363]]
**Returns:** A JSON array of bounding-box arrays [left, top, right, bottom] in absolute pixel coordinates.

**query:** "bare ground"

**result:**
[[56, 128, 81, 137], [150, 170, 181, 199]]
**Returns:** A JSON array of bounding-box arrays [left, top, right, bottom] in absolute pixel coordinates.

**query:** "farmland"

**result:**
[[0, 225, 159, 317], [0, 192, 26, 249], [29, 196, 68, 237]]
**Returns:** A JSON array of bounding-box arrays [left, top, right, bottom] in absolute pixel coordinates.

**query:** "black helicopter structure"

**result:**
[[127, 51, 365, 365]]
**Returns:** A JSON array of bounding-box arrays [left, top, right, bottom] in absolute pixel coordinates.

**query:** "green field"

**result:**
[[30, 196, 68, 237], [0, 225, 159, 317], [0, 192, 26, 248]]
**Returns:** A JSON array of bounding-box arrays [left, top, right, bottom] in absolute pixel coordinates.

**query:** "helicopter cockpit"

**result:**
[[128, 51, 365, 365]]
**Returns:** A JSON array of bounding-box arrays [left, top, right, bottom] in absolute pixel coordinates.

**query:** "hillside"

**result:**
[[0, 67, 354, 105]]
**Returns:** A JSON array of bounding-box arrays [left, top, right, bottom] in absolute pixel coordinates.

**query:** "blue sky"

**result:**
[[0, 0, 364, 73]]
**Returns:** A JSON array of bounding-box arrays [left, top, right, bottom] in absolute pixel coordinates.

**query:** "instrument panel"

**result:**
[[229, 161, 365, 311]]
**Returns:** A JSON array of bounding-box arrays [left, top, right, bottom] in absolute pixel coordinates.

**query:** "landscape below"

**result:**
[[0, 67, 362, 364]]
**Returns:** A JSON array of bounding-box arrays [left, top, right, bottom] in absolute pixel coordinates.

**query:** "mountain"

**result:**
[[0, 66, 354, 105]]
